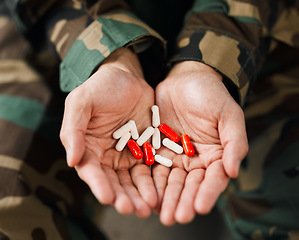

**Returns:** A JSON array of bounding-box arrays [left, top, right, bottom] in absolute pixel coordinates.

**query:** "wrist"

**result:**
[[99, 47, 144, 78], [169, 61, 223, 81]]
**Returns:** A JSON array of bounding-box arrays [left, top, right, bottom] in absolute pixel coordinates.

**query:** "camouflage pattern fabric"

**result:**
[[0, 3, 108, 239], [4, 0, 165, 92], [170, 4, 299, 237], [172, 0, 299, 106], [0, 0, 165, 239], [218, 41, 299, 240], [1, 0, 299, 239]]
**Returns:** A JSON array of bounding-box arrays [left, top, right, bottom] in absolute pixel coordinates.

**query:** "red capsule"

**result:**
[[181, 134, 195, 157], [159, 123, 180, 142], [127, 140, 143, 159], [143, 142, 155, 166]]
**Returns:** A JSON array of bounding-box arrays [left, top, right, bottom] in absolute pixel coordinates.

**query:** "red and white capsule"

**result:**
[[127, 139, 143, 159], [143, 142, 155, 166], [159, 123, 180, 143], [181, 134, 195, 157]]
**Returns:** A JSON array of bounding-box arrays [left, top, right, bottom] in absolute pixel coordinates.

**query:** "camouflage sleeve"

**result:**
[[5, 0, 166, 92], [171, 1, 299, 105]]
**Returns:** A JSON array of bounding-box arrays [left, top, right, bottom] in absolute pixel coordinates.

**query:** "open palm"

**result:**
[[153, 62, 248, 225], [60, 49, 156, 218]]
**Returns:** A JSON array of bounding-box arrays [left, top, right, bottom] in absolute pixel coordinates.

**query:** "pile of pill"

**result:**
[[112, 105, 195, 167]]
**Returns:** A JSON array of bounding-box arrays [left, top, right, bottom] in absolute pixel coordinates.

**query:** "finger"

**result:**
[[152, 163, 171, 214], [194, 160, 229, 214], [131, 164, 158, 209], [117, 169, 151, 218], [103, 166, 134, 215], [60, 88, 91, 167], [75, 151, 115, 205], [219, 106, 248, 178], [175, 169, 205, 224], [222, 139, 248, 178], [159, 168, 187, 226]]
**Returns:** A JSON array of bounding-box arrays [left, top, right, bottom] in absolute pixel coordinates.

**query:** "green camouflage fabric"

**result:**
[[1, 0, 299, 239], [172, 0, 299, 106], [218, 42, 299, 240], [5, 0, 165, 92], [0, 2, 109, 239], [0, 0, 165, 239], [169, 1, 299, 239], [169, 4, 299, 237]]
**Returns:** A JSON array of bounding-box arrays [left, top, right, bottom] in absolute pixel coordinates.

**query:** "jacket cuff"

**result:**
[[171, 29, 258, 105], [60, 11, 165, 92]]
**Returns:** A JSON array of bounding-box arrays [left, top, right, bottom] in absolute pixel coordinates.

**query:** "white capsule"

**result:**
[[115, 132, 131, 151], [152, 127, 161, 149], [112, 121, 133, 139], [154, 154, 172, 167], [162, 138, 183, 154], [137, 126, 154, 146], [129, 120, 139, 140], [152, 147, 156, 156], [151, 105, 160, 128]]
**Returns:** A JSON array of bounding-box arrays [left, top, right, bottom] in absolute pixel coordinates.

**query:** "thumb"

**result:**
[[60, 89, 91, 167], [219, 105, 248, 178]]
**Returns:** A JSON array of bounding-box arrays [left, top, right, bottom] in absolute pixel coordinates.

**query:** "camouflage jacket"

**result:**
[[4, 0, 299, 105]]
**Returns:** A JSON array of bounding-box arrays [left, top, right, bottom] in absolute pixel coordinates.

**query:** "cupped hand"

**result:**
[[60, 48, 157, 218], [153, 61, 248, 225]]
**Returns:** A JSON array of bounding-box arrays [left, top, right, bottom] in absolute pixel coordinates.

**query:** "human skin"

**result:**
[[60, 48, 248, 223], [153, 61, 249, 225], [60, 47, 157, 218]]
